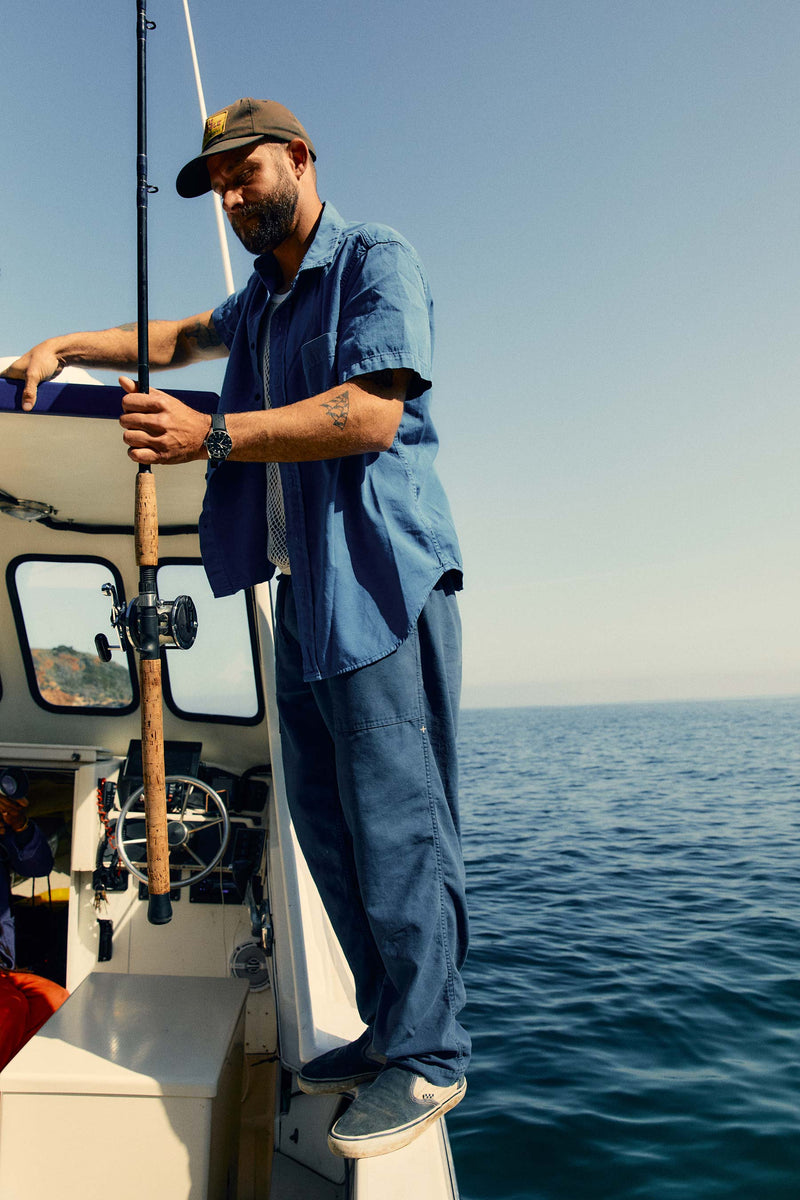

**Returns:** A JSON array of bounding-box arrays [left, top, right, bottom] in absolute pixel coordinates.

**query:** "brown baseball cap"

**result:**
[[176, 97, 316, 198]]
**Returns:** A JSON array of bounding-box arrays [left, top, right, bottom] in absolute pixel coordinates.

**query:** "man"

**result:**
[[4, 98, 469, 1157], [0, 768, 68, 1071]]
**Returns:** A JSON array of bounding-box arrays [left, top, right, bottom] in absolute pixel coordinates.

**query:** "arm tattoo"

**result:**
[[321, 389, 349, 429], [117, 322, 137, 332], [183, 320, 222, 351]]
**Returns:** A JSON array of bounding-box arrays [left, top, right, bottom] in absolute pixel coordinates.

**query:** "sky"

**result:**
[[3, 1, 800, 708]]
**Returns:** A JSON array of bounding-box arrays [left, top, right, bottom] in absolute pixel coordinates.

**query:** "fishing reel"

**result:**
[[95, 581, 198, 662]]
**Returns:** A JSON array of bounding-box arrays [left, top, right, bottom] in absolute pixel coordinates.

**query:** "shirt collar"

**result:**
[[254, 202, 345, 291]]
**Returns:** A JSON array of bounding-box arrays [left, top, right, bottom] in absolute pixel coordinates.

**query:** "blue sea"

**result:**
[[447, 698, 800, 1200]]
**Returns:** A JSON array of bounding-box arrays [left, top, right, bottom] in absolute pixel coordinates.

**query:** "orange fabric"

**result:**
[[0, 970, 69, 1070]]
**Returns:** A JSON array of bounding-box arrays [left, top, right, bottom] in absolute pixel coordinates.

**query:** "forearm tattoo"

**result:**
[[321, 389, 349, 429], [116, 320, 221, 352]]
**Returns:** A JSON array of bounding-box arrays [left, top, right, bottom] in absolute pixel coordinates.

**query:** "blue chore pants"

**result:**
[[275, 573, 471, 1086]]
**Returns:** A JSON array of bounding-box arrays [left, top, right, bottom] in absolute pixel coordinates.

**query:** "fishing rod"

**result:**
[[134, 0, 173, 925], [94, 5, 201, 922], [97, 3, 201, 923]]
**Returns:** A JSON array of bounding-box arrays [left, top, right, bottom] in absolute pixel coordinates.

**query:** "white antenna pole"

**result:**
[[182, 0, 236, 296]]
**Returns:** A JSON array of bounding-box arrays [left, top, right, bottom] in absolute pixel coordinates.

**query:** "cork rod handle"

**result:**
[[136, 468, 172, 924]]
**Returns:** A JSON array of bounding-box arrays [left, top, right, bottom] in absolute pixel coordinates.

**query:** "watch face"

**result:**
[[206, 429, 233, 461]]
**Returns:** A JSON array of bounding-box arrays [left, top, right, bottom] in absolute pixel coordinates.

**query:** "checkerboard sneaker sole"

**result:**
[[327, 1067, 467, 1158], [297, 1030, 384, 1095]]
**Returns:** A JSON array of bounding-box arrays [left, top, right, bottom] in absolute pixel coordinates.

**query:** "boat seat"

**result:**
[[0, 972, 249, 1200]]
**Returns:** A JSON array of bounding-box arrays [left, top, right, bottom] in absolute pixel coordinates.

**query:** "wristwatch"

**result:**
[[204, 413, 233, 464]]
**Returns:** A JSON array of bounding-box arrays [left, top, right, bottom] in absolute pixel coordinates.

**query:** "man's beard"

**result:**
[[229, 182, 299, 255]]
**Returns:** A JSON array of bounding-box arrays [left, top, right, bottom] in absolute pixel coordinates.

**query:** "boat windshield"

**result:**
[[8, 556, 263, 724]]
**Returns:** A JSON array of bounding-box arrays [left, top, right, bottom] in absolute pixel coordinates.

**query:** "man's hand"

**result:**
[[1, 345, 64, 412], [119, 376, 212, 465], [0, 794, 29, 836]]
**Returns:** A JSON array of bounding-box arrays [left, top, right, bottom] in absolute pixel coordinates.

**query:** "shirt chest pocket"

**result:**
[[301, 332, 337, 395]]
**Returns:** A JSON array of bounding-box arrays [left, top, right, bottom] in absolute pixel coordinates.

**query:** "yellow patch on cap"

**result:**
[[203, 110, 228, 149]]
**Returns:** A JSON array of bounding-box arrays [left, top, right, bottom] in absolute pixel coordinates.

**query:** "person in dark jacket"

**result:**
[[0, 768, 68, 1070]]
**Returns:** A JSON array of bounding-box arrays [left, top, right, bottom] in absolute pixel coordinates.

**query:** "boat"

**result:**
[[0, 368, 461, 1198]]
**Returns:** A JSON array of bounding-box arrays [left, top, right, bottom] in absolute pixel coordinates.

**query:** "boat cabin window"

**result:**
[[157, 562, 263, 724], [8, 557, 137, 714]]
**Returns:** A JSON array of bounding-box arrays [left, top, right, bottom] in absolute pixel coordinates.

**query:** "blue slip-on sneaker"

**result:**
[[327, 1066, 466, 1158], [298, 1029, 386, 1095]]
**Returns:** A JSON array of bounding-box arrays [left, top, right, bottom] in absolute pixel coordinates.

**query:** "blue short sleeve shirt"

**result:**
[[200, 203, 462, 681]]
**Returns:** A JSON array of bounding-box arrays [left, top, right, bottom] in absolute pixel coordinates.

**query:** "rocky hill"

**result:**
[[32, 645, 132, 708]]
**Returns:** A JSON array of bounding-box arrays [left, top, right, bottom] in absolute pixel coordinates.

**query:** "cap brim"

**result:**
[[175, 134, 267, 198]]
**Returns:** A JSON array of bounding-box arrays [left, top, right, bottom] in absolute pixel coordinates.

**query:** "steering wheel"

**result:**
[[115, 775, 230, 887]]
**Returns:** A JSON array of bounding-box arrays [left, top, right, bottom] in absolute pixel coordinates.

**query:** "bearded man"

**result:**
[[4, 98, 470, 1158]]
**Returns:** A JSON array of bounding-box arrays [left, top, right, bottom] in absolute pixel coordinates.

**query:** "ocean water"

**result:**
[[447, 698, 800, 1200]]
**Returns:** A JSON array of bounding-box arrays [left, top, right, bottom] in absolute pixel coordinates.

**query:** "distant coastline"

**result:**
[[461, 680, 800, 710]]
